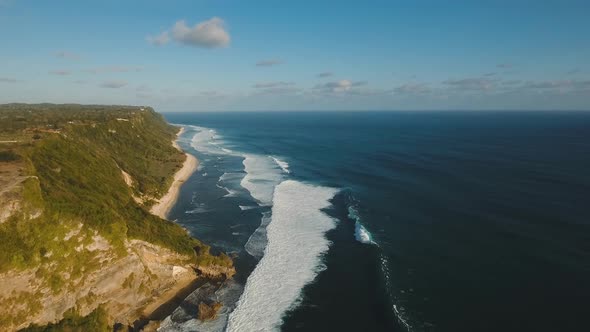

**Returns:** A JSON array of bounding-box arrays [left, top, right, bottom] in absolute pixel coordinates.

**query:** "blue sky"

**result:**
[[0, 0, 589, 111]]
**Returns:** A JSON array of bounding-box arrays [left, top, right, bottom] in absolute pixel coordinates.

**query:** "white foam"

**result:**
[[239, 205, 258, 211], [240, 154, 284, 205], [188, 126, 286, 206], [219, 172, 243, 182], [348, 206, 375, 245], [271, 156, 290, 174], [240, 154, 286, 260], [355, 222, 373, 244], [216, 184, 238, 197], [189, 126, 222, 155], [227, 180, 339, 331], [393, 304, 412, 331], [244, 211, 271, 259], [185, 207, 209, 214]]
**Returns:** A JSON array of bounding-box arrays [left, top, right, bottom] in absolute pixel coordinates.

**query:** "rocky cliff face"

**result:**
[[0, 236, 190, 330], [0, 104, 235, 331], [0, 232, 235, 331]]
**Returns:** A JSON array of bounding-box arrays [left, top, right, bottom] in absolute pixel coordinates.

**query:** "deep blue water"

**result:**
[[164, 111, 590, 332]]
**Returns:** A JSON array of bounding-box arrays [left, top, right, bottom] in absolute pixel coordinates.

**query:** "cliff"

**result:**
[[0, 104, 234, 331]]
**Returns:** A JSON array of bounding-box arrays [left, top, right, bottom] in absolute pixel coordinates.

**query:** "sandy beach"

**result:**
[[150, 127, 199, 219]]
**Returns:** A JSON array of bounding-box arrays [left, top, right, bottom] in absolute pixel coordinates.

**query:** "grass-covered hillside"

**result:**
[[0, 103, 231, 275]]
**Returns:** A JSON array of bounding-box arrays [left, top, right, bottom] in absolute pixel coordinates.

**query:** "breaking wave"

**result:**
[[243, 210, 271, 259], [190, 126, 223, 155], [271, 156, 290, 174], [216, 184, 238, 197], [227, 180, 339, 331], [239, 205, 258, 211], [219, 172, 243, 182], [347, 206, 375, 245], [240, 154, 284, 205]]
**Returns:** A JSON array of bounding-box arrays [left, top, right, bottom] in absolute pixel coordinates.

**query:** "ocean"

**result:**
[[161, 111, 590, 332]]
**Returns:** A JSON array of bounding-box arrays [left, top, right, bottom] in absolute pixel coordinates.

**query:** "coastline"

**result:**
[[133, 271, 207, 331], [150, 126, 199, 219], [138, 126, 202, 328]]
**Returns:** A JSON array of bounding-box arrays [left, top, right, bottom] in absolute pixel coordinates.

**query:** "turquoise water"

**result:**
[[164, 111, 590, 332]]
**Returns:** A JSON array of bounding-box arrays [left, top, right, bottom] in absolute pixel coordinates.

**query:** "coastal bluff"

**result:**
[[0, 104, 234, 331]]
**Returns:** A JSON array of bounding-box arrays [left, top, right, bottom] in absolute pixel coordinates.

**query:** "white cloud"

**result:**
[[146, 31, 170, 46], [255, 87, 301, 95], [100, 80, 127, 88], [314, 80, 367, 93], [394, 83, 430, 94], [443, 78, 497, 90], [316, 80, 352, 91], [520, 80, 590, 90], [346, 88, 390, 96], [501, 80, 522, 86], [84, 66, 143, 74], [49, 70, 71, 76], [148, 17, 230, 48], [253, 81, 295, 88], [256, 59, 283, 67]]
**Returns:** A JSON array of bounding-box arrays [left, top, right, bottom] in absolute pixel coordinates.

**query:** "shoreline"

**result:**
[[138, 126, 202, 328], [150, 126, 199, 219], [133, 273, 209, 330]]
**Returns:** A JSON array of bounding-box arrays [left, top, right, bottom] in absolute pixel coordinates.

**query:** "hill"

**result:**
[[0, 104, 233, 331]]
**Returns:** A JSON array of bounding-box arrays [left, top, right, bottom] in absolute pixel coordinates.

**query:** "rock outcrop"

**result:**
[[0, 237, 198, 330]]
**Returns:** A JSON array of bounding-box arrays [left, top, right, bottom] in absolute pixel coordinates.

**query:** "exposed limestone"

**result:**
[[121, 168, 134, 187], [0, 200, 19, 223], [0, 237, 198, 331]]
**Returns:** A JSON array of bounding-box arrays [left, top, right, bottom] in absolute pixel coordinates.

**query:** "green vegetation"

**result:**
[[195, 245, 233, 268], [0, 103, 234, 331], [20, 307, 110, 332], [0, 291, 43, 328], [0, 103, 231, 275]]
